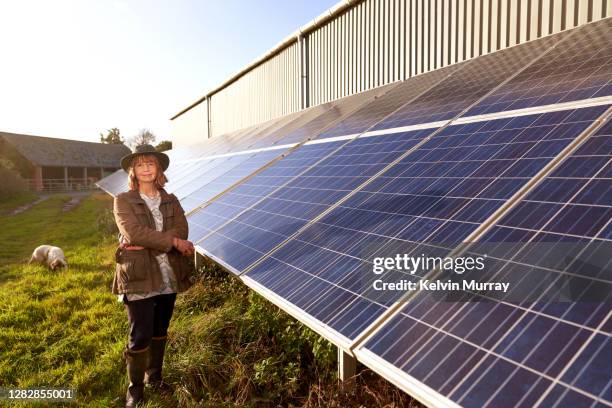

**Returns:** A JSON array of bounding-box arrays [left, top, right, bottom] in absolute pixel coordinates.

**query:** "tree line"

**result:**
[[100, 128, 171, 152]]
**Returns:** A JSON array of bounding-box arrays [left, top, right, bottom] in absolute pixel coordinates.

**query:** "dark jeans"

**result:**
[[123, 293, 177, 351]]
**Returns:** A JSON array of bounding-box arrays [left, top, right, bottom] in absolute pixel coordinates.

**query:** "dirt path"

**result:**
[[7, 192, 92, 216], [8, 196, 49, 216], [62, 195, 84, 212]]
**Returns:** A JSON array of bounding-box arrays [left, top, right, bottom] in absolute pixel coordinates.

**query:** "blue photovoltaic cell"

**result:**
[[179, 150, 284, 213], [243, 106, 608, 343], [362, 110, 611, 407], [168, 155, 264, 200], [370, 29, 568, 131], [467, 17, 612, 116], [166, 158, 223, 196], [195, 128, 436, 274], [186, 140, 350, 246], [318, 63, 460, 139]]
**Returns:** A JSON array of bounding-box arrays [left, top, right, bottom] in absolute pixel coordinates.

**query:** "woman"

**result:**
[[111, 144, 195, 408]]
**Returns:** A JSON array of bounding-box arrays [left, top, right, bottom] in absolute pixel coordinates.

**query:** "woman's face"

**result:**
[[133, 155, 158, 184]]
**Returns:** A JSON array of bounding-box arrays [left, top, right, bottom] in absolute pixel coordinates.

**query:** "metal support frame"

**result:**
[[297, 32, 310, 110], [194, 251, 207, 271], [337, 347, 357, 385]]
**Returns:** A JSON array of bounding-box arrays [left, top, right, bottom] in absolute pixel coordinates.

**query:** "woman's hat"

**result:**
[[120, 144, 170, 172]]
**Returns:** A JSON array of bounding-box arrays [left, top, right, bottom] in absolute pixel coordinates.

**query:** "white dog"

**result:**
[[29, 245, 68, 271]]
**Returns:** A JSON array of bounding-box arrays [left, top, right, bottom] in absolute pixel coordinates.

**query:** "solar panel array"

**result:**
[[370, 26, 572, 131], [467, 17, 612, 116], [97, 18, 612, 408], [358, 109, 611, 408], [242, 105, 607, 345]]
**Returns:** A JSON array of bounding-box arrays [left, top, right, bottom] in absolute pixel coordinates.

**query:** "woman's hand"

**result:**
[[119, 238, 194, 256], [173, 237, 194, 257]]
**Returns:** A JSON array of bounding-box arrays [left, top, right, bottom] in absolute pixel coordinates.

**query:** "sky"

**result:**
[[0, 0, 338, 145]]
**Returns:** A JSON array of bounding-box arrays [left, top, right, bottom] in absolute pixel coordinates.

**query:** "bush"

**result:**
[[96, 207, 119, 236], [0, 160, 27, 201]]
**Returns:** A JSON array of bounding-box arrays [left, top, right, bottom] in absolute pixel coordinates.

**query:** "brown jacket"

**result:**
[[111, 188, 195, 295]]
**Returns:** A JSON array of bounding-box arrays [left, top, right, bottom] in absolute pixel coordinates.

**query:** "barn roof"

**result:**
[[0, 132, 130, 167]]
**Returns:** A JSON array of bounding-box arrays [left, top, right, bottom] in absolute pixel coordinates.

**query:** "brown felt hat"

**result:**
[[120, 144, 169, 172]]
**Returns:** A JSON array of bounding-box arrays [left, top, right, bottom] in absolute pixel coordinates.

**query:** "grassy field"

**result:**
[[0, 191, 39, 215], [0, 192, 417, 407]]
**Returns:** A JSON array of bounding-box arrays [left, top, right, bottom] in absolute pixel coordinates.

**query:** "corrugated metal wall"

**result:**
[[307, 0, 611, 105], [208, 42, 301, 138], [170, 99, 208, 147], [172, 0, 611, 144]]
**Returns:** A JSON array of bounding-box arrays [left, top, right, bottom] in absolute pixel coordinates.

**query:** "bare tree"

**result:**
[[129, 128, 156, 148]]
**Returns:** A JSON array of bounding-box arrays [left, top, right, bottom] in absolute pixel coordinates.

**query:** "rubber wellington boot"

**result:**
[[145, 336, 171, 393], [123, 345, 148, 408]]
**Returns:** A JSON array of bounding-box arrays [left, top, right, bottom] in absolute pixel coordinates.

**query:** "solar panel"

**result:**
[[186, 139, 351, 245], [357, 109, 611, 407], [317, 63, 462, 139], [235, 109, 306, 149], [176, 77, 468, 217], [195, 127, 437, 274], [371, 28, 570, 131], [179, 150, 284, 212], [163, 126, 277, 191], [96, 168, 127, 196], [275, 82, 398, 144], [168, 120, 278, 168], [238, 106, 609, 348], [467, 17, 612, 116], [172, 123, 259, 161], [165, 86, 389, 202]]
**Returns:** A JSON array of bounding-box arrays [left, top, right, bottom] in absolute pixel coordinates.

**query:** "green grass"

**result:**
[[0, 193, 418, 408], [0, 193, 126, 407], [0, 191, 39, 215]]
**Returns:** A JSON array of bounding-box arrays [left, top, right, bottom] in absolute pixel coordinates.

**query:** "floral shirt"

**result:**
[[117, 190, 178, 303]]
